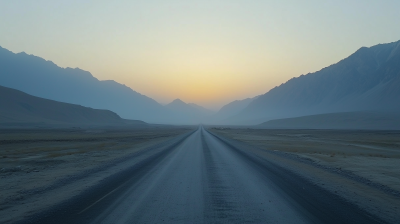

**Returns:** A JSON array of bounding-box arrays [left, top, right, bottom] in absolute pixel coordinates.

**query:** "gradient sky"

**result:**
[[1, 1, 400, 110]]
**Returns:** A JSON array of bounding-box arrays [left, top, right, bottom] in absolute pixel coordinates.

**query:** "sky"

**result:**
[[1, 1, 400, 110]]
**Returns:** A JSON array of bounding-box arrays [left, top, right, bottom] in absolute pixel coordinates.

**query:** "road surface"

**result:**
[[21, 126, 384, 224]]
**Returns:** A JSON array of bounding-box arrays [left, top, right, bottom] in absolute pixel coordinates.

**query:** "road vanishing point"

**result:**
[[20, 126, 385, 224]]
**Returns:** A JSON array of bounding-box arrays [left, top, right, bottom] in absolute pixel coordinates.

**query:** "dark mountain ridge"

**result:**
[[234, 40, 400, 124], [259, 111, 400, 130], [0, 85, 146, 128]]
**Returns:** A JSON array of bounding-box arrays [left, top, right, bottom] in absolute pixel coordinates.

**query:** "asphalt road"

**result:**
[[21, 126, 385, 224]]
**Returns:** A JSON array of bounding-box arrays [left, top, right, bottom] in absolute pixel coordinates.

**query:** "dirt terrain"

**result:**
[[12, 127, 386, 224], [0, 127, 194, 224], [1, 126, 399, 223], [209, 128, 400, 223]]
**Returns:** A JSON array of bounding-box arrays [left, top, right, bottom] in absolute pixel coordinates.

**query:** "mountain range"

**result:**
[[230, 40, 400, 124], [0, 46, 210, 124], [164, 99, 214, 124], [1, 39, 400, 127], [206, 97, 257, 124]]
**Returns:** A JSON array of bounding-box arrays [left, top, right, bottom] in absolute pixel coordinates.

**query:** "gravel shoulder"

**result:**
[[0, 127, 194, 224], [209, 128, 400, 224]]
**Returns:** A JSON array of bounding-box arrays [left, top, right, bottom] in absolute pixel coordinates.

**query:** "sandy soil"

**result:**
[[209, 128, 400, 223], [0, 127, 194, 224]]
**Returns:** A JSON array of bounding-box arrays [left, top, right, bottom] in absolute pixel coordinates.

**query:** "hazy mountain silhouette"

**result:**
[[259, 111, 400, 130], [3, 39, 399, 126], [0, 46, 173, 123], [232, 40, 400, 125], [165, 99, 214, 124], [207, 97, 257, 124], [0, 85, 147, 128], [187, 103, 215, 115]]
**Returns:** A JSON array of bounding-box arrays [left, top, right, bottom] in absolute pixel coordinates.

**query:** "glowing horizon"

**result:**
[[1, 1, 400, 110]]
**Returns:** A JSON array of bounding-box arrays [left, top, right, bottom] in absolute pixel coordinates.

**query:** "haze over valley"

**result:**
[[1, 1, 400, 224], [1, 40, 399, 128]]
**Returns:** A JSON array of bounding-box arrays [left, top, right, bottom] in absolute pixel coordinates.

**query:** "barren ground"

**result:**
[[0, 127, 194, 223], [209, 128, 400, 223], [1, 127, 399, 223]]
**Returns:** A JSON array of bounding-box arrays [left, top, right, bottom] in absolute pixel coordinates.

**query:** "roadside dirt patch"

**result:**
[[0, 127, 194, 224], [209, 128, 400, 223]]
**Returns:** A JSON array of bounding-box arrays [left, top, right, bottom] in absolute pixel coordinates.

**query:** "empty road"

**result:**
[[22, 127, 384, 224]]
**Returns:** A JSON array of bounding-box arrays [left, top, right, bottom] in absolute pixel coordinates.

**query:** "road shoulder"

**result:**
[[209, 128, 400, 224]]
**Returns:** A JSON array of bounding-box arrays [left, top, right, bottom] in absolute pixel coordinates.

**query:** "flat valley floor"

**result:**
[[0, 126, 194, 223], [211, 128, 400, 223], [0, 126, 399, 223]]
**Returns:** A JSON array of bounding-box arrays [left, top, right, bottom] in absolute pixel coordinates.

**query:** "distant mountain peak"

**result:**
[[172, 98, 185, 103], [168, 99, 187, 105]]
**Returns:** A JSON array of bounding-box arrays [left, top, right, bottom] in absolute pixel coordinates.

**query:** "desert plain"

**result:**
[[209, 127, 400, 223], [0, 126, 194, 223], [1, 126, 400, 223]]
